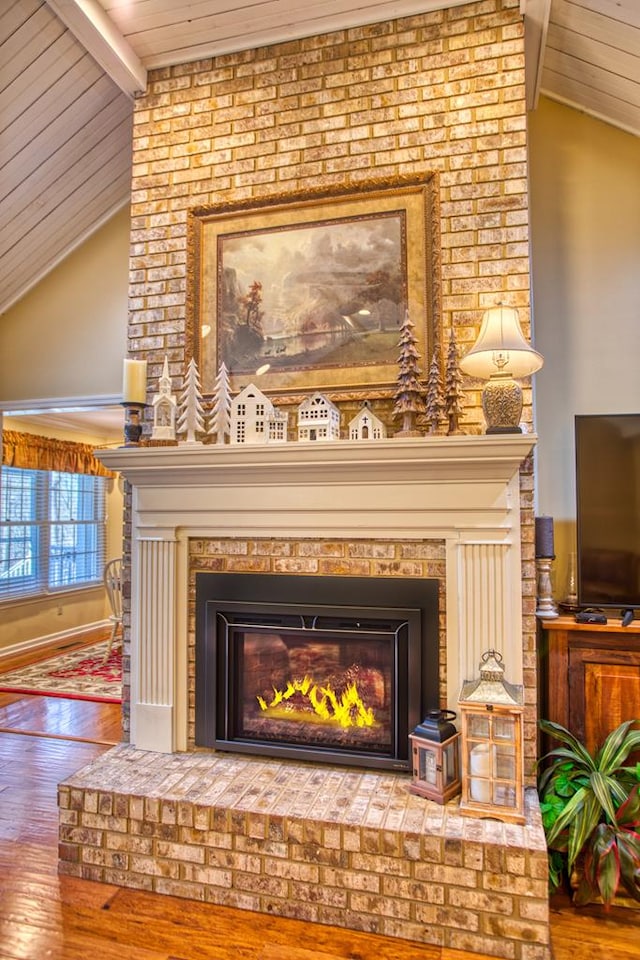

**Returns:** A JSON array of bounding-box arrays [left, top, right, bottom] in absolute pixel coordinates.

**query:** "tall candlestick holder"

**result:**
[[121, 402, 146, 447], [536, 555, 558, 619]]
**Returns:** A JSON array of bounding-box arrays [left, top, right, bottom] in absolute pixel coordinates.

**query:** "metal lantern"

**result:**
[[458, 650, 525, 824], [409, 709, 461, 804]]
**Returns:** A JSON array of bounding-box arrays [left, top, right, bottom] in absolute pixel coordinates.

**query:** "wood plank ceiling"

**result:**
[[0, 0, 638, 318]]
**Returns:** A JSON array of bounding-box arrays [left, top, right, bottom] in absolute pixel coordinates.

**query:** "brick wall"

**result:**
[[124, 0, 538, 767], [129, 0, 530, 387]]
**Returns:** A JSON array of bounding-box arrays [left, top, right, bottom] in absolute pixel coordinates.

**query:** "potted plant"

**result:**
[[538, 718, 640, 907]]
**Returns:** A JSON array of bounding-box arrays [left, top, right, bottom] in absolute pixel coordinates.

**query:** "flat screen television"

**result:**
[[575, 414, 640, 614]]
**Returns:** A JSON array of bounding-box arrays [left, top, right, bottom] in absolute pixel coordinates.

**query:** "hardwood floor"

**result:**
[[0, 648, 638, 959], [0, 692, 121, 744]]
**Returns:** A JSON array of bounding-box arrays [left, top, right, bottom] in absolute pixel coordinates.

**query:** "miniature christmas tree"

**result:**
[[424, 347, 446, 435], [177, 357, 206, 444], [393, 310, 425, 437], [444, 327, 465, 435], [208, 361, 232, 444]]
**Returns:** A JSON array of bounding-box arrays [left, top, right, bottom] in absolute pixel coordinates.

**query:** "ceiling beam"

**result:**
[[521, 0, 552, 110], [46, 0, 147, 97]]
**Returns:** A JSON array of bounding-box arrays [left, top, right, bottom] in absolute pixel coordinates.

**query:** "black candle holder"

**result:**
[[121, 402, 146, 447]]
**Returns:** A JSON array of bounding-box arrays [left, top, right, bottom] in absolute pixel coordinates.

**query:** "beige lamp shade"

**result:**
[[459, 305, 543, 380]]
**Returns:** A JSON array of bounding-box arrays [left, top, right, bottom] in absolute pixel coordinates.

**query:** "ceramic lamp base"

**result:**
[[482, 374, 523, 433]]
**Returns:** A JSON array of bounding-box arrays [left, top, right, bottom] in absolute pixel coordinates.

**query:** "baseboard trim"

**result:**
[[0, 621, 110, 661]]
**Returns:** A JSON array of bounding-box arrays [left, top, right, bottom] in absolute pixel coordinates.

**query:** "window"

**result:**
[[0, 466, 106, 600]]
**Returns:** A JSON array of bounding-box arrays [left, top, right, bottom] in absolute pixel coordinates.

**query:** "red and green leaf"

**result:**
[[589, 824, 620, 906], [616, 783, 640, 828], [617, 833, 640, 902]]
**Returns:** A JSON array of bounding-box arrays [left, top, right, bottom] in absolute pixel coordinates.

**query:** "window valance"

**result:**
[[1, 430, 115, 478]]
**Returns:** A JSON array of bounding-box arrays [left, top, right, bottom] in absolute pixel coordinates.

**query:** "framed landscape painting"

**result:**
[[187, 175, 441, 399]]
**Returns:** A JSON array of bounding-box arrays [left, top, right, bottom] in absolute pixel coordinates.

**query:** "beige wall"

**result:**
[[0, 205, 130, 404], [529, 96, 640, 596], [0, 417, 124, 650], [0, 206, 129, 648]]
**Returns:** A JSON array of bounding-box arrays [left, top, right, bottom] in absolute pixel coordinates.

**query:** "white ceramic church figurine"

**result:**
[[229, 383, 288, 444], [150, 356, 177, 441], [297, 393, 340, 442], [348, 401, 387, 440]]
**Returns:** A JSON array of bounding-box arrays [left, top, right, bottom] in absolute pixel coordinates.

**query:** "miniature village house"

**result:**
[[230, 383, 288, 444], [348, 401, 387, 440], [297, 392, 340, 442]]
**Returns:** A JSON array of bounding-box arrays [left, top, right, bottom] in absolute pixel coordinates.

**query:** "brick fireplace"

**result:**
[[57, 3, 552, 955], [59, 434, 550, 960], [95, 434, 535, 756]]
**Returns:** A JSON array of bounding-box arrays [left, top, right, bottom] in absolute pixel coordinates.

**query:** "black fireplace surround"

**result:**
[[195, 573, 439, 771]]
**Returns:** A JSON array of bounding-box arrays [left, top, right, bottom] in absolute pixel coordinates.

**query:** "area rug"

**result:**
[[0, 641, 122, 703]]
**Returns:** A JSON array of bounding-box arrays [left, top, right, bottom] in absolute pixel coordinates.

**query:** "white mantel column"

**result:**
[[131, 535, 178, 752], [447, 472, 523, 703]]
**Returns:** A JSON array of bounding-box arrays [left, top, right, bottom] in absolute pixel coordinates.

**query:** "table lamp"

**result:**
[[459, 304, 543, 433]]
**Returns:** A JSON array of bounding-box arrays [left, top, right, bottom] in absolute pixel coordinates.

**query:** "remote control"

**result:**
[[575, 611, 607, 624]]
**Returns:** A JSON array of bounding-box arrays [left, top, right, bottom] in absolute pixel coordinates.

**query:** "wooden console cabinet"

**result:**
[[539, 615, 640, 753]]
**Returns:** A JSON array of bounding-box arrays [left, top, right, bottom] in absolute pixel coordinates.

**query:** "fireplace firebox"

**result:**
[[195, 574, 439, 771]]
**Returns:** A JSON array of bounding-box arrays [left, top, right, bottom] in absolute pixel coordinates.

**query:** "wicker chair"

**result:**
[[103, 557, 123, 664]]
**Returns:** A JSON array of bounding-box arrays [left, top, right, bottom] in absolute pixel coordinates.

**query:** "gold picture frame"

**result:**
[[186, 174, 441, 399]]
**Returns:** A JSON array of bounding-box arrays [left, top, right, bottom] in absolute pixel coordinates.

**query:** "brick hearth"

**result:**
[[58, 746, 550, 959]]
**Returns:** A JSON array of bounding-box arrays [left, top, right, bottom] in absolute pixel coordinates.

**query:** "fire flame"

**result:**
[[257, 675, 375, 728]]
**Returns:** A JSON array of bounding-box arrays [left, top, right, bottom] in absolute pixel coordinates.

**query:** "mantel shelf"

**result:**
[[96, 433, 537, 488]]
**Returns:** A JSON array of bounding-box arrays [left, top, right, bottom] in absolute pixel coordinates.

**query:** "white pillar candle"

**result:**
[[469, 743, 492, 803], [122, 359, 148, 404]]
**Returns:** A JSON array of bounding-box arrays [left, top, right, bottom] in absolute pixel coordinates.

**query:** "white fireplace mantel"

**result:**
[[99, 433, 534, 485], [98, 434, 536, 753]]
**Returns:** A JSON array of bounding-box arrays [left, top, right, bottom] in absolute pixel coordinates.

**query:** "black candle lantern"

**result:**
[[409, 709, 461, 804]]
